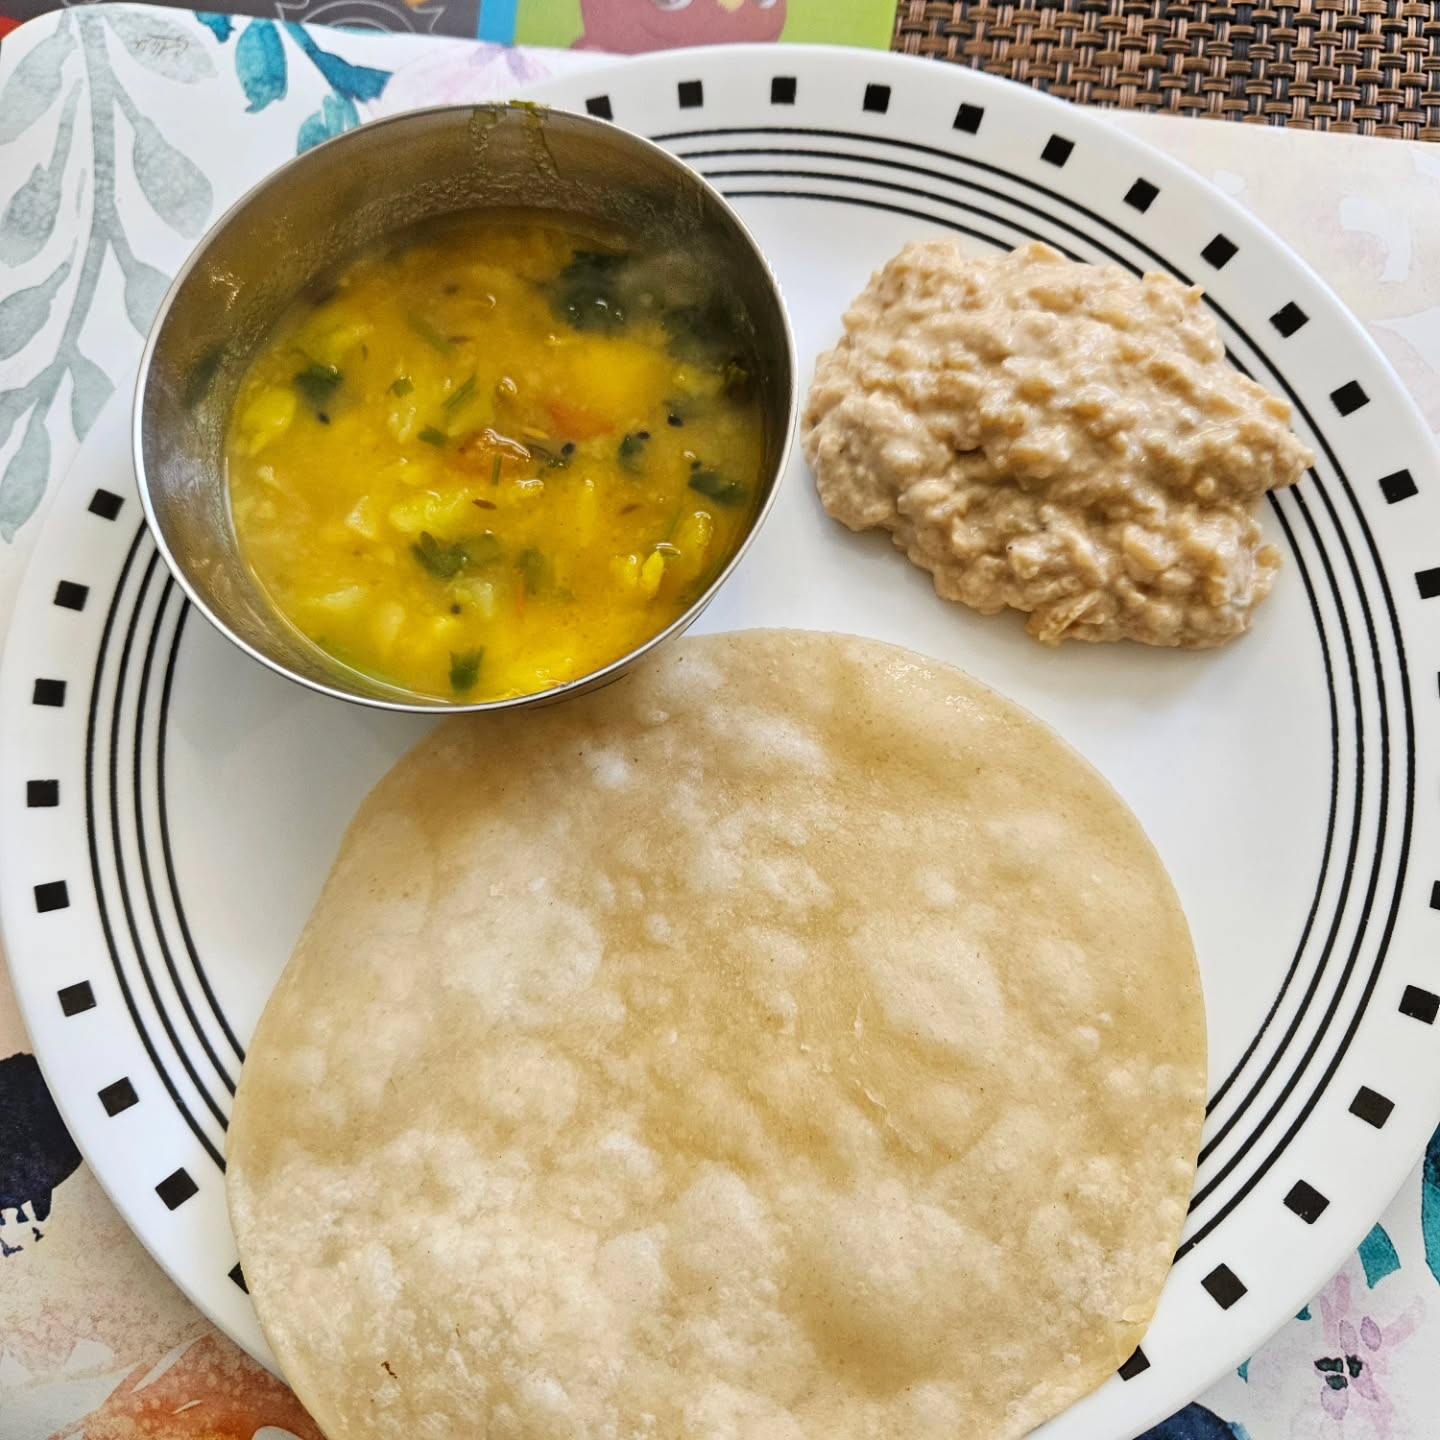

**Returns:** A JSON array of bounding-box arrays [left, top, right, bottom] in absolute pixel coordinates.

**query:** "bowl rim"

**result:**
[[131, 100, 799, 714]]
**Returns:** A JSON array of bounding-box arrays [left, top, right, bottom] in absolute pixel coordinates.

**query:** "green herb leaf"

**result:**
[[450, 648, 484, 693], [550, 250, 630, 334], [618, 431, 650, 472], [516, 548, 545, 595], [411, 530, 503, 579], [443, 372, 477, 414], [721, 359, 754, 403], [418, 426, 448, 447], [390, 375, 414, 397], [407, 313, 452, 354], [294, 361, 342, 408], [688, 467, 747, 507], [663, 297, 736, 364], [490, 452, 503, 488], [412, 531, 469, 579]]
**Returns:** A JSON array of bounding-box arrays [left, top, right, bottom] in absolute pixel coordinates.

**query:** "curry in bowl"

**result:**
[[225, 211, 766, 703]]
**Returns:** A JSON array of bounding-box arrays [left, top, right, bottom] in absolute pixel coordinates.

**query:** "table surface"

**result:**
[[3, 11, 1440, 1440]]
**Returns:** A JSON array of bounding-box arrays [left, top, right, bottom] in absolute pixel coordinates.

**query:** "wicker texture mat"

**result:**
[[892, 0, 1440, 139]]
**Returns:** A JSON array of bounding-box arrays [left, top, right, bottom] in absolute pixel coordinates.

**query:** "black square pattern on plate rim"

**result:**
[[155, 1167, 199, 1210], [1331, 380, 1370, 415], [32, 678, 66, 706], [88, 488, 123, 520], [1399, 984, 1439, 1023], [770, 75, 796, 105], [1041, 134, 1073, 166], [53, 580, 88, 611], [1270, 301, 1309, 337], [34, 879, 69, 912], [953, 101, 983, 133], [1379, 469, 1417, 504], [26, 779, 59, 807], [229, 1262, 248, 1293], [1117, 1347, 1150, 1380], [584, 95, 612, 120], [677, 79, 703, 109], [1283, 1179, 1330, 1224], [863, 82, 890, 113], [1416, 567, 1440, 601], [98, 1077, 138, 1116], [1202, 234, 1238, 268], [1125, 179, 1159, 212], [58, 981, 96, 1016], [1201, 1263, 1247, 1309], [1349, 1086, 1394, 1128], [1430, 879, 1440, 910]]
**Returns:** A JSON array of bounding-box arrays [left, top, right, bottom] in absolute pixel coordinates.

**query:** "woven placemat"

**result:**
[[892, 0, 1440, 140]]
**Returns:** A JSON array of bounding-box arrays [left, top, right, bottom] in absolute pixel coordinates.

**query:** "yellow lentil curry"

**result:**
[[225, 213, 766, 702]]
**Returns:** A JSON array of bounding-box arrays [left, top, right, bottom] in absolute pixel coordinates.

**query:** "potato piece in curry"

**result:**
[[225, 213, 765, 702]]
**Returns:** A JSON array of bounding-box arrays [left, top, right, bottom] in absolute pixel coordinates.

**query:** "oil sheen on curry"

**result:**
[[225, 213, 765, 702]]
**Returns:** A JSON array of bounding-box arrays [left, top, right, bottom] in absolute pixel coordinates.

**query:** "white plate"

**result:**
[[3, 43, 1439, 1440]]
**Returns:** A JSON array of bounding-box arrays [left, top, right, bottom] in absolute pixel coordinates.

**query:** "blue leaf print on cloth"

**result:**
[[210, 15, 391, 154], [0, 260, 72, 363], [1358, 1222, 1401, 1287], [0, 11, 217, 538], [126, 110, 213, 237], [1421, 1121, 1440, 1284], [0, 25, 75, 145], [0, 83, 78, 265], [0, 404, 52, 541], [105, 11, 217, 84], [236, 19, 287, 113], [297, 93, 360, 154], [284, 22, 390, 102], [1137, 1402, 1252, 1440], [195, 12, 234, 42]]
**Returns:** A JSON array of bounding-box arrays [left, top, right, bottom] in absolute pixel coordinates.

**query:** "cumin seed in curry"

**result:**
[[225, 212, 766, 702]]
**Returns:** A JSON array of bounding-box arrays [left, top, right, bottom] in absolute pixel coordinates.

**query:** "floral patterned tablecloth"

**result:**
[[3, 12, 1440, 1439]]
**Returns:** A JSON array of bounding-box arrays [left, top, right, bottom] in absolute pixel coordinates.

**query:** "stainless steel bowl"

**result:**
[[134, 103, 796, 712]]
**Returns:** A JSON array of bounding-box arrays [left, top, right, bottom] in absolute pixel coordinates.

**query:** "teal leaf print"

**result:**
[[1421, 1122, 1440, 1283], [0, 405, 52, 542], [194, 12, 235, 43], [284, 23, 390, 103], [128, 112, 212, 238], [0, 389, 33, 455], [119, 256, 171, 334], [1358, 1222, 1400, 1287], [104, 11, 217, 85], [236, 20, 287, 113], [1297, 1305, 1312, 1320], [0, 83, 78, 266], [0, 24, 75, 145], [0, 260, 72, 362], [69, 356, 113, 440], [297, 93, 360, 154]]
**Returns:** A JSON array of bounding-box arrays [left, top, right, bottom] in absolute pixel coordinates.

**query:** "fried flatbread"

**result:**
[[228, 629, 1205, 1440]]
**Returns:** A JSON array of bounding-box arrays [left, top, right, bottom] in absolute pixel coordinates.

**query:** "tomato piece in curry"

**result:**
[[225, 213, 766, 702]]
